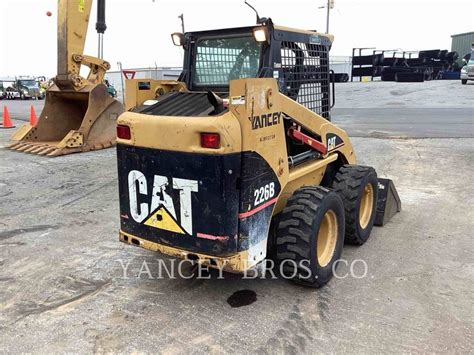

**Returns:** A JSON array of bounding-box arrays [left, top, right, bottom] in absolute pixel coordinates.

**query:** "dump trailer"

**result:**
[[8, 0, 123, 156], [117, 20, 400, 287]]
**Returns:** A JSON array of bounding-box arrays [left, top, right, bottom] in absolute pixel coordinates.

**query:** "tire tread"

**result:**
[[276, 186, 336, 287], [331, 164, 377, 245]]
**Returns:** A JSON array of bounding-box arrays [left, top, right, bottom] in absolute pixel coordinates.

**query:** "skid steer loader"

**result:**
[[116, 20, 400, 287], [8, 0, 124, 157]]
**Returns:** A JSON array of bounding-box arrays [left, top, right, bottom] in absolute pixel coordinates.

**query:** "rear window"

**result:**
[[138, 81, 151, 90], [193, 35, 261, 87]]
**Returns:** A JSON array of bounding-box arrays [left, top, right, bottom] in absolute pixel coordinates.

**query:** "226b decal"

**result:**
[[254, 182, 275, 206]]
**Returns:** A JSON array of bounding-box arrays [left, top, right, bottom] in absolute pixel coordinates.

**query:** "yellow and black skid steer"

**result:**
[[116, 20, 400, 287], [8, 0, 124, 157]]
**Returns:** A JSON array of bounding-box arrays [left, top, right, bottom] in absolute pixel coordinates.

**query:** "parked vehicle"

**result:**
[[105, 79, 117, 97], [4, 82, 18, 99], [0, 81, 5, 99], [460, 47, 474, 84], [5, 77, 41, 99]]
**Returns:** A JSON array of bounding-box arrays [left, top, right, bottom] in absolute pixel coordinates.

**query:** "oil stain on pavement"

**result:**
[[227, 290, 257, 308]]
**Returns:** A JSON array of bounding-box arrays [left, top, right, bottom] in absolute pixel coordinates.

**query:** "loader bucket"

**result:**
[[8, 83, 124, 157]]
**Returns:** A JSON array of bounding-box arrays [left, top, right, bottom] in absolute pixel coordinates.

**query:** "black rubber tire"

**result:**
[[276, 186, 345, 288], [331, 165, 378, 245], [461, 79, 467, 85]]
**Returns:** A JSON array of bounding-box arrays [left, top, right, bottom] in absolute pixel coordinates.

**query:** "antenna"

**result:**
[[178, 13, 185, 33], [244, 1, 267, 24]]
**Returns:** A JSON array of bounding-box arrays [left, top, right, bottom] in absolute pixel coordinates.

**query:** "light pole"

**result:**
[[319, 0, 334, 34], [326, 0, 330, 33]]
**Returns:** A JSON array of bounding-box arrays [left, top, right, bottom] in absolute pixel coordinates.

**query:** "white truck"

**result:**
[[460, 45, 474, 85]]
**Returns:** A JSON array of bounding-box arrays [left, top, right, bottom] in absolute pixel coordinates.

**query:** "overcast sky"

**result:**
[[0, 0, 472, 77]]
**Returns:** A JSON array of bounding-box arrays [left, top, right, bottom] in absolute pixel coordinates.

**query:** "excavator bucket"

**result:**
[[7, 0, 124, 157], [8, 83, 124, 157]]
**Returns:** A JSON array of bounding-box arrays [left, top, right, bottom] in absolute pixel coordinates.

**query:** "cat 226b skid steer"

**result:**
[[116, 20, 400, 287]]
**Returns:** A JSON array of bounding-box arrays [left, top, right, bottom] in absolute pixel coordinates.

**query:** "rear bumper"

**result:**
[[460, 73, 474, 80], [119, 230, 265, 272]]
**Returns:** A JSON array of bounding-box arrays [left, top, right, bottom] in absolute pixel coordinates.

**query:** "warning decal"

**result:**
[[144, 207, 186, 235]]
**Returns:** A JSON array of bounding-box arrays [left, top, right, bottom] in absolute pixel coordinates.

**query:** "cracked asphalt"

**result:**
[[0, 80, 473, 353]]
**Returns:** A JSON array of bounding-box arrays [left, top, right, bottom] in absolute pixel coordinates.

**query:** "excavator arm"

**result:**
[[56, 0, 109, 89], [9, 0, 124, 157]]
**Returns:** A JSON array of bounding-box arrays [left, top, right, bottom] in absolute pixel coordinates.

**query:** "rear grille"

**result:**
[[141, 92, 213, 117]]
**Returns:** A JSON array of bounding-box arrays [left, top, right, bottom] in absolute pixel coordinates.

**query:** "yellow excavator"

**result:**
[[8, 0, 124, 156]]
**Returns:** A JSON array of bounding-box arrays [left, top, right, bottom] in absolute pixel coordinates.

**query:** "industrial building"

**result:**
[[451, 31, 474, 63]]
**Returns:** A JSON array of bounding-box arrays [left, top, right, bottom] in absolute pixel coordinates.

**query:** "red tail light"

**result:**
[[117, 124, 131, 140], [200, 133, 220, 149]]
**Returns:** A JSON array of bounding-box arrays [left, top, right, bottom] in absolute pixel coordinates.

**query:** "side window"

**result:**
[[281, 46, 296, 67], [279, 40, 330, 118], [280, 42, 304, 100]]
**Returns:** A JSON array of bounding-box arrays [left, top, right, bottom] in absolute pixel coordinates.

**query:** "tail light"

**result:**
[[117, 124, 131, 140], [200, 133, 220, 149]]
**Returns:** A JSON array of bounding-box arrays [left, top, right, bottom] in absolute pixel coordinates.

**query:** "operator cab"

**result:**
[[138, 20, 334, 120]]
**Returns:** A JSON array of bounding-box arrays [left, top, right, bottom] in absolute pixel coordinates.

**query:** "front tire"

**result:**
[[461, 79, 467, 85], [276, 186, 345, 288], [332, 165, 378, 245]]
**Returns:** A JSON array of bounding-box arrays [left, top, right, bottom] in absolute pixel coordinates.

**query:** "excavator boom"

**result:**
[[9, 0, 124, 157]]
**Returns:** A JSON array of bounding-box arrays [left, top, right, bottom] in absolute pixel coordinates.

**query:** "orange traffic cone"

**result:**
[[0, 106, 15, 129], [30, 105, 38, 126]]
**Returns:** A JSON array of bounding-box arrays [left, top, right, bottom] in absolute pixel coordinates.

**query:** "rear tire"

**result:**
[[276, 186, 345, 288], [461, 79, 467, 85], [332, 165, 378, 245]]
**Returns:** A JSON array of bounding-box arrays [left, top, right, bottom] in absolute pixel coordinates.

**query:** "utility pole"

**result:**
[[117, 62, 124, 104]]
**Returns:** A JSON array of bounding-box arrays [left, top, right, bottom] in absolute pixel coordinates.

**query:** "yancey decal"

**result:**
[[127, 170, 198, 235], [249, 112, 282, 130]]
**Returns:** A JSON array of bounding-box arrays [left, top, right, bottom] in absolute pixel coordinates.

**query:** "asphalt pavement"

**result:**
[[0, 80, 473, 353]]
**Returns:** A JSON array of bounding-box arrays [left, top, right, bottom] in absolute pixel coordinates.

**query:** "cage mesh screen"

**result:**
[[193, 37, 260, 86], [280, 41, 330, 118]]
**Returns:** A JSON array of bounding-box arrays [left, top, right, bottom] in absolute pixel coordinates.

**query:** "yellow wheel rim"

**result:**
[[359, 183, 374, 229], [317, 210, 338, 267]]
